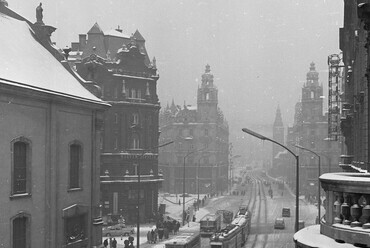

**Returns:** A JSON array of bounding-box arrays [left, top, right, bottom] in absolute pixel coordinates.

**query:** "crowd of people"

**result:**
[[146, 217, 182, 244]]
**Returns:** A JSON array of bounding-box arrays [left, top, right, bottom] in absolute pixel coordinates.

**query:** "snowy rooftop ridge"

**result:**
[[0, 11, 105, 104]]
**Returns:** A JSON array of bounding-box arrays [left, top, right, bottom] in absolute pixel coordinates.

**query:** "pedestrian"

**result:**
[[151, 229, 155, 243], [154, 230, 158, 243], [103, 239, 108, 248], [112, 238, 117, 248], [147, 230, 151, 243]]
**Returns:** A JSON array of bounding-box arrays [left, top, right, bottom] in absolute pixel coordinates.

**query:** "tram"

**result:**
[[164, 222, 201, 248], [200, 213, 222, 236], [209, 214, 250, 248]]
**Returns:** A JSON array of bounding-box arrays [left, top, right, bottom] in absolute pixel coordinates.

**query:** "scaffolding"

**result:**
[[327, 54, 344, 141]]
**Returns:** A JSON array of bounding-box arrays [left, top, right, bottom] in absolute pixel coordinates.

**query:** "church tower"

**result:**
[[197, 64, 218, 122], [272, 105, 285, 165], [301, 62, 324, 122]]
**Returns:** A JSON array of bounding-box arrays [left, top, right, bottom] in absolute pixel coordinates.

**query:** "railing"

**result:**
[[101, 171, 163, 183], [320, 172, 370, 247]]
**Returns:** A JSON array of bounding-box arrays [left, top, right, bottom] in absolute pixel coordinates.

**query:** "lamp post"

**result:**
[[294, 144, 321, 224], [182, 139, 205, 226], [242, 128, 300, 232], [136, 140, 173, 248], [229, 155, 241, 194]]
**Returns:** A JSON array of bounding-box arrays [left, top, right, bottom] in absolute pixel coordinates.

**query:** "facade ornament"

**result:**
[[145, 82, 150, 96]]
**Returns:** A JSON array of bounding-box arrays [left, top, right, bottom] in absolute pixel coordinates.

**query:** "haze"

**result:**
[[9, 0, 344, 156]]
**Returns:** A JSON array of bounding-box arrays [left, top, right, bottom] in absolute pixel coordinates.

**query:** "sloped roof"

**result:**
[[133, 29, 145, 41], [88, 22, 103, 34], [0, 13, 104, 103]]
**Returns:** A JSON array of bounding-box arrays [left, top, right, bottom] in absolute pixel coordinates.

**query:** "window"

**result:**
[[114, 113, 118, 124], [128, 189, 144, 199], [132, 113, 139, 125], [205, 129, 209, 136], [12, 215, 29, 248], [132, 134, 140, 149], [131, 88, 136, 98], [137, 89, 142, 99], [205, 92, 210, 100], [65, 214, 86, 244], [69, 142, 82, 189], [11, 137, 31, 195]]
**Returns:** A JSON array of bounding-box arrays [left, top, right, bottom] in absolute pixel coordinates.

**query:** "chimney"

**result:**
[[79, 34, 87, 50], [115, 25, 122, 33]]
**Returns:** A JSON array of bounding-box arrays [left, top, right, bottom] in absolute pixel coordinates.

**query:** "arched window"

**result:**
[[11, 212, 30, 248], [311, 91, 314, 99], [11, 137, 32, 196], [69, 141, 83, 189]]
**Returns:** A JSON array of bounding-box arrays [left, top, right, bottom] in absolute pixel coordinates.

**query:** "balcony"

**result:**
[[295, 172, 370, 247], [100, 169, 164, 184]]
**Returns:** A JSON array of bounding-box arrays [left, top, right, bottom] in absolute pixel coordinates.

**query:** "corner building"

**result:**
[[0, 2, 109, 247], [159, 65, 229, 195], [70, 23, 161, 224]]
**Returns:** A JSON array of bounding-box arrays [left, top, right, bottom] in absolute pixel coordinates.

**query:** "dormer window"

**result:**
[[137, 89, 141, 99], [131, 89, 136, 98]]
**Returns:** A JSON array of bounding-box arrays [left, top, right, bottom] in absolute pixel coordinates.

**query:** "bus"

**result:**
[[209, 214, 250, 248], [164, 222, 200, 248], [200, 213, 222, 236]]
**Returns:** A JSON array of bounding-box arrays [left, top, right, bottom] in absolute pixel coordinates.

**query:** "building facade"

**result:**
[[159, 65, 229, 196], [284, 63, 341, 199], [70, 23, 161, 224], [0, 2, 108, 247], [295, 2, 370, 246]]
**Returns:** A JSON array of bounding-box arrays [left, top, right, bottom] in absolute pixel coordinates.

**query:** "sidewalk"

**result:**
[[106, 193, 214, 248]]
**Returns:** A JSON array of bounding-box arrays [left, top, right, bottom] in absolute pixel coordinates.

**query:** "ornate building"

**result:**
[[0, 2, 108, 248], [159, 65, 229, 196], [294, 2, 370, 245], [286, 63, 341, 199], [69, 23, 161, 224]]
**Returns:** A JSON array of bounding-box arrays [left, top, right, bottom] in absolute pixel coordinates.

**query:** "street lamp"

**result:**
[[242, 128, 300, 233], [229, 155, 241, 194], [182, 138, 206, 226], [136, 140, 173, 248], [294, 144, 321, 224]]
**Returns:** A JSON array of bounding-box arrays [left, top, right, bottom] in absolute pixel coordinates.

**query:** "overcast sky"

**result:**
[[9, 0, 344, 153]]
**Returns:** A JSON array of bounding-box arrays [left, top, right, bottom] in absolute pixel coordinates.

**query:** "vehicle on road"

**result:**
[[274, 218, 285, 229], [236, 205, 248, 217], [209, 214, 250, 248], [216, 210, 234, 224], [200, 213, 221, 236], [164, 222, 200, 248], [282, 207, 291, 217], [102, 224, 135, 237]]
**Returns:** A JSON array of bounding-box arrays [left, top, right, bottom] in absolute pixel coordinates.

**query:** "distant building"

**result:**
[[271, 105, 285, 174], [159, 65, 229, 195], [0, 2, 108, 248], [286, 63, 341, 198], [69, 23, 161, 224]]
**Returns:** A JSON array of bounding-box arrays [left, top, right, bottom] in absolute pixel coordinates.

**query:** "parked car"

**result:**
[[274, 218, 285, 229], [282, 207, 291, 217], [102, 224, 135, 237]]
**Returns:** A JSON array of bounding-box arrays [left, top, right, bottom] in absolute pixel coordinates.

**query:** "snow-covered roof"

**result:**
[[104, 29, 130, 38], [0, 13, 104, 103]]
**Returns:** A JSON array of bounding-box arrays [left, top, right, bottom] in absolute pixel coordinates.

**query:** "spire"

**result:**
[[273, 105, 283, 127], [170, 99, 177, 113]]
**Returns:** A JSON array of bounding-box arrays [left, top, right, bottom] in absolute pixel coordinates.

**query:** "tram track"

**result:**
[[247, 172, 269, 248]]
